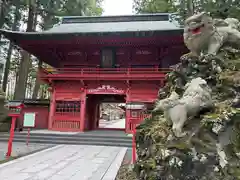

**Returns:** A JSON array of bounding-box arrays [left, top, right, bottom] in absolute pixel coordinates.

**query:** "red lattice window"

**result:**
[[55, 101, 80, 116]]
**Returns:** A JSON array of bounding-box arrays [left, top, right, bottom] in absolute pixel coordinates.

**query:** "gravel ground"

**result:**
[[115, 148, 137, 180], [0, 142, 54, 161]]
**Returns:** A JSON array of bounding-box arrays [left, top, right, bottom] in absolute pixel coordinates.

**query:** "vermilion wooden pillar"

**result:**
[[125, 109, 131, 133], [95, 103, 100, 129], [80, 92, 86, 132], [6, 116, 17, 158], [125, 89, 130, 133], [132, 123, 137, 163], [48, 88, 56, 129]]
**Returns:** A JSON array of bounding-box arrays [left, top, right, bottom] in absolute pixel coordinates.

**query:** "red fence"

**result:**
[[52, 120, 81, 130], [128, 112, 151, 133], [51, 100, 82, 131], [139, 113, 151, 122]]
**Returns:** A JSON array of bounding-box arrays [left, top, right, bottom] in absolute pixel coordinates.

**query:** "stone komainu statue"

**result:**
[[183, 12, 240, 56], [154, 77, 213, 137]]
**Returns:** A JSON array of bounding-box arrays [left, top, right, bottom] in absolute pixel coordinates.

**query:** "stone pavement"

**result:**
[[104, 119, 125, 129], [19, 130, 80, 135], [0, 142, 53, 161], [0, 145, 127, 180], [99, 119, 120, 128]]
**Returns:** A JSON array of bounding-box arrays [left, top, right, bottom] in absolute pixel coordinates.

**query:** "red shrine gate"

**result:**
[[43, 75, 166, 133], [1, 13, 187, 133]]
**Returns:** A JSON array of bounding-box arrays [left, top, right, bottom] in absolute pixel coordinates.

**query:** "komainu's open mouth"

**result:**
[[192, 27, 201, 34], [190, 24, 205, 34]]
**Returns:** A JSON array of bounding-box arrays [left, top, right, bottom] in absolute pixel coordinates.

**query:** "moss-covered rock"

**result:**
[[133, 47, 240, 179]]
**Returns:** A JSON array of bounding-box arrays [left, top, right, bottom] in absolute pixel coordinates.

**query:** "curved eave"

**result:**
[[0, 30, 64, 67], [0, 28, 184, 41], [0, 29, 184, 67], [0, 28, 184, 47]]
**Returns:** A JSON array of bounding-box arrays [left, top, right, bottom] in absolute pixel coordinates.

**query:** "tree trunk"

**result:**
[[2, 4, 21, 92], [14, 69, 19, 95], [0, 0, 10, 45], [179, 0, 187, 24], [14, 52, 31, 99], [32, 60, 42, 98], [32, 0, 53, 99], [14, 0, 36, 100], [40, 85, 45, 99], [187, 0, 194, 16], [0, 1, 4, 28], [2, 44, 13, 92], [0, 1, 9, 28]]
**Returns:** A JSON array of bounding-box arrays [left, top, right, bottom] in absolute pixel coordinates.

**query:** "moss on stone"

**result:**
[[132, 47, 240, 180]]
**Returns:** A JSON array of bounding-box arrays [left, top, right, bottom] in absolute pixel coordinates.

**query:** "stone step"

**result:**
[[1, 130, 131, 139], [0, 135, 132, 143], [1, 133, 131, 141], [0, 130, 133, 147], [0, 137, 132, 147]]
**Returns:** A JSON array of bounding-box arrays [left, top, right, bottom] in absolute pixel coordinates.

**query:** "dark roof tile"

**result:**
[[46, 20, 181, 34]]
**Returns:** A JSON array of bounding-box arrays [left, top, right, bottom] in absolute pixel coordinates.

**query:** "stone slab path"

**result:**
[[104, 119, 125, 129], [0, 142, 53, 161], [0, 145, 127, 180], [99, 118, 124, 128], [19, 130, 80, 135]]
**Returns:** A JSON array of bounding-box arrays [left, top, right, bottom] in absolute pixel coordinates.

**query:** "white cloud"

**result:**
[[102, 0, 133, 16]]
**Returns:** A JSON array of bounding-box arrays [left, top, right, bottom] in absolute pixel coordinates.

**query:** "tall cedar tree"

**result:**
[[14, 0, 36, 100]]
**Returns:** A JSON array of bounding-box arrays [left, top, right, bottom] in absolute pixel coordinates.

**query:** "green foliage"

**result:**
[[133, 0, 240, 25], [133, 0, 177, 13], [38, 0, 103, 29], [203, 0, 240, 20]]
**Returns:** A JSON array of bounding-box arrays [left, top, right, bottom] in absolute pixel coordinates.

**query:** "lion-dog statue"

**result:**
[[154, 77, 213, 137], [184, 12, 240, 56]]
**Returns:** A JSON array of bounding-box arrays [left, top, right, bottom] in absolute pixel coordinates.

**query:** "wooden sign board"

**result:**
[[87, 85, 125, 94], [23, 113, 36, 128]]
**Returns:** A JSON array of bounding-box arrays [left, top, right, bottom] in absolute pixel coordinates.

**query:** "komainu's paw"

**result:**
[[201, 53, 215, 62], [173, 128, 187, 138], [180, 52, 192, 61], [180, 52, 199, 63]]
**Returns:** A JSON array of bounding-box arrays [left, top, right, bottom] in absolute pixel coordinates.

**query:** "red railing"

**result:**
[[40, 67, 171, 76], [139, 113, 151, 122], [39, 67, 171, 81]]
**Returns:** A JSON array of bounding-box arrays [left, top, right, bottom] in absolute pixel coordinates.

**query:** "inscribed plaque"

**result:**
[[23, 113, 35, 127]]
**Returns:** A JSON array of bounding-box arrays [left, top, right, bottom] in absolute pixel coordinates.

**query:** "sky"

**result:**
[[102, 0, 134, 15]]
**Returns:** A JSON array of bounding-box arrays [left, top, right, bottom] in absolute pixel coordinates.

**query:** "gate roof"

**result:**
[[0, 13, 184, 67], [0, 13, 182, 40]]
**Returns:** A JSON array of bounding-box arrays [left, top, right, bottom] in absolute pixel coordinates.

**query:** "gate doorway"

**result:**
[[99, 103, 125, 129], [85, 94, 126, 131]]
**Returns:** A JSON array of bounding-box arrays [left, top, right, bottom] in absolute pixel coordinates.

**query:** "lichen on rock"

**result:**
[[133, 13, 240, 180]]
